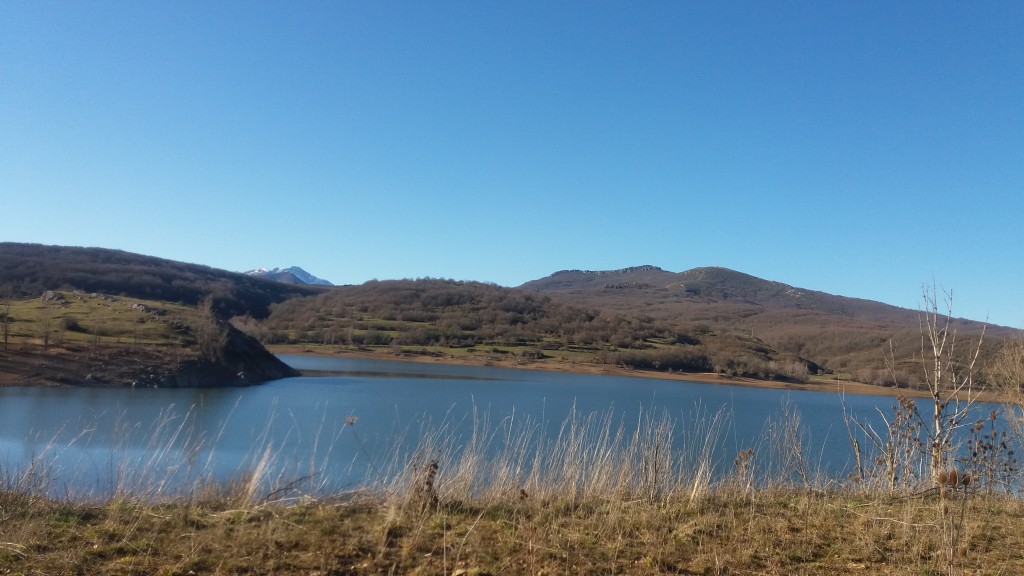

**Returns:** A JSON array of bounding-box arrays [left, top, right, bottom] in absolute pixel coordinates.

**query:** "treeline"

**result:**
[[244, 278, 819, 382], [252, 278, 613, 346], [524, 266, 1016, 388], [0, 243, 320, 318]]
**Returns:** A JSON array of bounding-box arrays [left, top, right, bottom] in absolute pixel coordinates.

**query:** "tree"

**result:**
[[990, 332, 1024, 442], [37, 302, 52, 351], [990, 332, 1024, 393], [917, 285, 985, 479], [843, 285, 988, 492], [2, 290, 10, 350], [194, 296, 228, 363]]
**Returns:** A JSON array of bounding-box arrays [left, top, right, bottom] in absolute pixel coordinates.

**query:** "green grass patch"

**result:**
[[3, 292, 193, 347]]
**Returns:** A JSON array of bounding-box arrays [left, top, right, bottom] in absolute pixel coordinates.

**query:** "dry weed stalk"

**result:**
[[935, 467, 974, 574], [843, 391, 925, 493], [958, 411, 1017, 495]]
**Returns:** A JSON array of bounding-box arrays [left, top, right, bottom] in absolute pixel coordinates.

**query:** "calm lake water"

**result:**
[[0, 355, 1002, 497]]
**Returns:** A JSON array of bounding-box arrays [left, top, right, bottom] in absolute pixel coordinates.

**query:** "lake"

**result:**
[[0, 355, 1001, 498]]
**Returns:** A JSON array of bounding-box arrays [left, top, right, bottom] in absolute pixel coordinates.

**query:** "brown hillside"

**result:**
[[520, 265, 1016, 382]]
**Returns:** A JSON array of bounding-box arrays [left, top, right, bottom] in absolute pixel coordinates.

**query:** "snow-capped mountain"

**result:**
[[244, 266, 333, 286]]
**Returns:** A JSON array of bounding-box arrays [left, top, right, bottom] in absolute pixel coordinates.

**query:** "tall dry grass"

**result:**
[[3, 399, 1024, 575], [5, 395, 1019, 507], [368, 403, 737, 511]]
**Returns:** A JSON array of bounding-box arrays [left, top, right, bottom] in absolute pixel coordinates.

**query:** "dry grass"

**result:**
[[3, 487, 1024, 575], [2, 405, 1023, 574]]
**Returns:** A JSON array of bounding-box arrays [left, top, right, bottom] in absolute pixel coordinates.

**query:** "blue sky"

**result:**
[[2, 2, 1021, 327]]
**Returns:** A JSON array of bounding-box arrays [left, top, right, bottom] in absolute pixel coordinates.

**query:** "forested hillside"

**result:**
[[521, 266, 1014, 386], [249, 267, 1019, 387], [0, 243, 321, 318], [249, 278, 821, 382], [2, 243, 1016, 388]]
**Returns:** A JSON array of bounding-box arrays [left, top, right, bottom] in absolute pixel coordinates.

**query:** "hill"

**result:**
[[2, 244, 1016, 389], [0, 243, 301, 386], [254, 277, 833, 383], [522, 265, 919, 319], [520, 265, 1016, 384], [0, 243, 323, 319]]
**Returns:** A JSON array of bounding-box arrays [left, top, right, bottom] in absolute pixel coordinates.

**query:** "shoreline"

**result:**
[[267, 344, 997, 401]]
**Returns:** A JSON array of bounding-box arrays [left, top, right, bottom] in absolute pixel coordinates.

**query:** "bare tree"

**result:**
[[2, 290, 11, 350], [194, 296, 229, 363], [989, 331, 1024, 442], [918, 285, 986, 479], [37, 302, 53, 352], [843, 286, 989, 491], [990, 332, 1024, 393]]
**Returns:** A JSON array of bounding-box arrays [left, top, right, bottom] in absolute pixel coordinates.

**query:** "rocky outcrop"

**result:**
[[161, 325, 298, 387]]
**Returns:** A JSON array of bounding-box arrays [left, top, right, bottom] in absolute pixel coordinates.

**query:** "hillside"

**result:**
[[522, 265, 923, 320], [0, 244, 300, 386], [2, 244, 1016, 389], [248, 264, 1019, 387], [521, 265, 1015, 384], [0, 243, 323, 319], [252, 277, 826, 383]]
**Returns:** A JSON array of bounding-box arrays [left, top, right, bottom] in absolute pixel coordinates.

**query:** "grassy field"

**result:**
[[0, 290, 297, 387], [1, 291, 197, 349], [0, 292, 198, 386], [3, 488, 1024, 575]]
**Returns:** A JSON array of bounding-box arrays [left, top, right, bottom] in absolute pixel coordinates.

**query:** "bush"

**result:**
[[611, 347, 713, 372], [60, 316, 84, 333]]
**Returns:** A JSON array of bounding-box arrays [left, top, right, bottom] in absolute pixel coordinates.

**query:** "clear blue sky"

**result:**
[[2, 2, 1021, 327]]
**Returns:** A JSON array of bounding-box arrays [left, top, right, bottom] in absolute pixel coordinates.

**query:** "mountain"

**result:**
[[522, 265, 923, 320], [520, 265, 1014, 382], [245, 266, 333, 286]]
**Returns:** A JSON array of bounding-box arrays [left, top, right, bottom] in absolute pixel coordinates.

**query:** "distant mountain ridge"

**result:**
[[245, 266, 333, 286], [521, 265, 913, 320], [518, 264, 1013, 380]]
